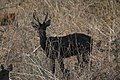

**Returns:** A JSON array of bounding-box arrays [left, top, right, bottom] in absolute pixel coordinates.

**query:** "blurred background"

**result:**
[[0, 0, 120, 80]]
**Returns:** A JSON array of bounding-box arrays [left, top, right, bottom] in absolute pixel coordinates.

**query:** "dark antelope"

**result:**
[[0, 64, 13, 80], [31, 11, 92, 76]]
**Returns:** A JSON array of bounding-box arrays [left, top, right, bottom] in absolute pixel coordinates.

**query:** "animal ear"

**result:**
[[45, 20, 51, 27], [31, 22, 39, 29], [7, 64, 13, 71], [1, 64, 4, 70]]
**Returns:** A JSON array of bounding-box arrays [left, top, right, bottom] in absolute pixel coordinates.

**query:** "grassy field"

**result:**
[[0, 0, 120, 80]]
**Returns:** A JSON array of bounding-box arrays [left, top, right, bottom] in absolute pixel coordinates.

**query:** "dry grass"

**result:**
[[0, 0, 120, 80]]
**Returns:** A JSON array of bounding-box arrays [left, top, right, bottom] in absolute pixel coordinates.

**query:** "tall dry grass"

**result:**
[[0, 0, 120, 80]]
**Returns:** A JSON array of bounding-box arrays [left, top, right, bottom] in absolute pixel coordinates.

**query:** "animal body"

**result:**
[[0, 64, 13, 80], [31, 11, 92, 76]]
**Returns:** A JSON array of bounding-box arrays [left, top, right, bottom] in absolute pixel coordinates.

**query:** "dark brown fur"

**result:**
[[31, 11, 93, 77]]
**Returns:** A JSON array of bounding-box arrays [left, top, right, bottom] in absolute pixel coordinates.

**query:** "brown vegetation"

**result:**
[[0, 0, 120, 80]]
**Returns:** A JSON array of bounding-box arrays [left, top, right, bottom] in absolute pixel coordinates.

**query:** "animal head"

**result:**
[[31, 11, 51, 32], [0, 64, 13, 80]]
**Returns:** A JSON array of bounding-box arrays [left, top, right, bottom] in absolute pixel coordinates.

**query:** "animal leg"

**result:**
[[77, 54, 81, 66], [77, 54, 84, 68], [51, 58, 55, 74], [58, 57, 68, 78], [58, 57, 70, 79], [82, 52, 89, 64], [58, 57, 64, 73]]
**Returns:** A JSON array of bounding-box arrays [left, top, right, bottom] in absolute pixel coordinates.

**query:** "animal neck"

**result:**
[[39, 30, 47, 50], [0, 75, 9, 80]]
